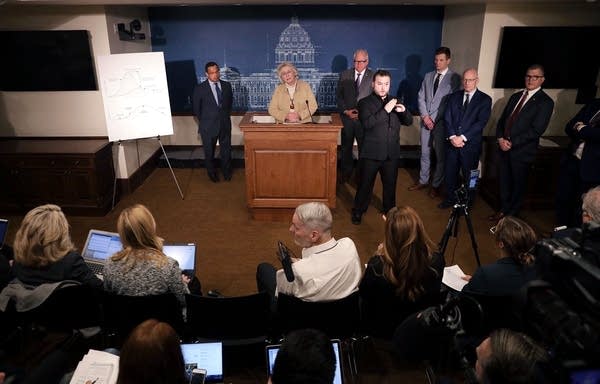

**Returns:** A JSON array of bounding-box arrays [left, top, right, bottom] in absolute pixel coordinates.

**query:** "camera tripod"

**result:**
[[438, 192, 481, 267]]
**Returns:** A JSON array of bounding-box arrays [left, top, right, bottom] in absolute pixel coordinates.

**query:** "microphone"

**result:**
[[305, 100, 315, 124], [277, 241, 295, 282]]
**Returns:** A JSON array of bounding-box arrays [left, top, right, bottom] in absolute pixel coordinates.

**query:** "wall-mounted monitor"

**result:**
[[494, 26, 599, 91], [0, 30, 97, 91]]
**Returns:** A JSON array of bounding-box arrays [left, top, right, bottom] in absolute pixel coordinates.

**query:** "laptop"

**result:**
[[0, 219, 7, 250], [81, 229, 123, 275], [265, 339, 344, 384], [162, 243, 196, 275], [181, 342, 224, 384]]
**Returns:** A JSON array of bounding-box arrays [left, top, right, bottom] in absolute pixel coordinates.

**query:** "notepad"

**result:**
[[442, 265, 469, 291]]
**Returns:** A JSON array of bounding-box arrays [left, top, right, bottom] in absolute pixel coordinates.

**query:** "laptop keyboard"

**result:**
[[86, 262, 104, 275]]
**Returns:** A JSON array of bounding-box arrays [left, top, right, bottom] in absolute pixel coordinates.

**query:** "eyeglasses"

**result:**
[[489, 225, 497, 235], [463, 78, 478, 83], [354, 60, 368, 63], [525, 75, 543, 80]]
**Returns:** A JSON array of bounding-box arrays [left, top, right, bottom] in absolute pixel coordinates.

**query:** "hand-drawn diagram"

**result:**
[[97, 52, 173, 142]]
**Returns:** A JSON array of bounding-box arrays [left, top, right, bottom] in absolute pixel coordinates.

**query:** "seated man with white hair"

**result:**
[[256, 202, 361, 303]]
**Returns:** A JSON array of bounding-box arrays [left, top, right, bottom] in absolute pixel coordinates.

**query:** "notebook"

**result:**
[[162, 243, 196, 274], [181, 342, 223, 384], [265, 339, 344, 384], [0, 219, 7, 250], [81, 229, 123, 275]]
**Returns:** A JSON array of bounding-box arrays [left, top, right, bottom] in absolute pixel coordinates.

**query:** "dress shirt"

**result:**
[[511, 87, 541, 114], [209, 80, 220, 105], [275, 237, 362, 302]]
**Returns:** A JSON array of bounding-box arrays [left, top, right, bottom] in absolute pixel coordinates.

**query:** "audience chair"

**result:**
[[185, 292, 271, 345], [102, 292, 184, 347], [458, 292, 522, 338], [276, 292, 361, 379]]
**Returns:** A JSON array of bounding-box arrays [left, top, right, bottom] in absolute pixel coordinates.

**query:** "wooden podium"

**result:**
[[239, 113, 343, 220]]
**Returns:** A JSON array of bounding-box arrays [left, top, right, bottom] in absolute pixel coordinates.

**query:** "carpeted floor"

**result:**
[[1, 163, 555, 383]]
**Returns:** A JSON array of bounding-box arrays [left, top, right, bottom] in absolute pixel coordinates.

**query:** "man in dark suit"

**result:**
[[490, 64, 554, 221], [556, 98, 600, 227], [192, 61, 234, 182], [410, 47, 461, 198], [336, 49, 374, 182], [439, 68, 492, 208], [351, 70, 413, 224]]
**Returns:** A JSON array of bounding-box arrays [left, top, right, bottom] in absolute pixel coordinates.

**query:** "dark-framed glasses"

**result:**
[[525, 75, 543, 80]]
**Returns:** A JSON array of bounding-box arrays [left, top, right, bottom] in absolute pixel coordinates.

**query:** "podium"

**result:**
[[239, 113, 343, 221]]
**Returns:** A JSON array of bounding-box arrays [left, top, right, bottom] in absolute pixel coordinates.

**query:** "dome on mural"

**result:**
[[275, 16, 315, 67]]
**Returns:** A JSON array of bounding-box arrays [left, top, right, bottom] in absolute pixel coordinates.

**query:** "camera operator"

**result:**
[[462, 216, 537, 296], [475, 329, 547, 384]]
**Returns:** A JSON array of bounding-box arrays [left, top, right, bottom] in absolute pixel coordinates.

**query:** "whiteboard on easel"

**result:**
[[97, 52, 173, 142]]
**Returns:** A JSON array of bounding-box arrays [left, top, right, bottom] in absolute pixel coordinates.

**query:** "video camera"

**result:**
[[522, 222, 600, 382], [453, 169, 479, 206]]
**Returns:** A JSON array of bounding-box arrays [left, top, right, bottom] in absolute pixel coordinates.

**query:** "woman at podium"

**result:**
[[268, 62, 318, 124]]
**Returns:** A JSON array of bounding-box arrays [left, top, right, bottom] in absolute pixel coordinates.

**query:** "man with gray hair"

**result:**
[[256, 202, 361, 303], [582, 186, 600, 224]]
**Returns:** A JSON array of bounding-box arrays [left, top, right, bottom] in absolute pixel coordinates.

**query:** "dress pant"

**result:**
[[200, 117, 232, 176], [498, 151, 531, 216], [444, 145, 480, 203], [419, 123, 446, 188], [340, 115, 364, 179], [353, 157, 399, 215]]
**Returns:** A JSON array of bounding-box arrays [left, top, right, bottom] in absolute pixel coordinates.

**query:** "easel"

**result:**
[[111, 135, 184, 211]]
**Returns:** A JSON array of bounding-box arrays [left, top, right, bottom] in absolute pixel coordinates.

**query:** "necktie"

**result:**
[[463, 93, 470, 112], [504, 90, 528, 138], [215, 82, 223, 107], [355, 72, 361, 95], [433, 73, 441, 95]]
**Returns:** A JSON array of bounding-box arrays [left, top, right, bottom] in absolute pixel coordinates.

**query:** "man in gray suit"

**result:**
[[410, 47, 460, 198], [336, 49, 374, 183]]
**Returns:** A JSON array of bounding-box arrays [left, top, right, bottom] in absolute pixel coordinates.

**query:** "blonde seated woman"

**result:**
[[268, 62, 318, 124], [103, 204, 189, 306]]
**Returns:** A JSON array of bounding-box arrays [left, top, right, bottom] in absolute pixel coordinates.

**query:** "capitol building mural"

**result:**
[[196, 17, 338, 112]]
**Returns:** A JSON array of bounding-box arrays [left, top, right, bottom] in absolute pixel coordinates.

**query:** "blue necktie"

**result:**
[[215, 82, 223, 107]]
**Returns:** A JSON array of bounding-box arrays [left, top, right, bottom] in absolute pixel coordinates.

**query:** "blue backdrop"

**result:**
[[149, 5, 444, 113]]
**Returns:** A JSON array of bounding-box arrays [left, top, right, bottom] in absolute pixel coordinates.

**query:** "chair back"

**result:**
[[103, 292, 184, 345], [459, 292, 521, 337], [276, 292, 360, 338], [185, 292, 271, 345]]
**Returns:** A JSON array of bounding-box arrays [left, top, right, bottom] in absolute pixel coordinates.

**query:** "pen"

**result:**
[[91, 378, 99, 384]]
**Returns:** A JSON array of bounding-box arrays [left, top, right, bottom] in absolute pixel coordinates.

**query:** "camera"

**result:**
[[453, 169, 479, 206], [523, 224, 600, 382]]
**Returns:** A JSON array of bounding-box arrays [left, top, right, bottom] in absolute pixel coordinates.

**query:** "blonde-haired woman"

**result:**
[[104, 204, 188, 306], [463, 216, 537, 296], [12, 204, 102, 288], [359, 206, 444, 338], [268, 62, 318, 123]]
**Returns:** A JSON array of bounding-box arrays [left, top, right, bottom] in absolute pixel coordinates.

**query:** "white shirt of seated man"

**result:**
[[275, 204, 361, 302]]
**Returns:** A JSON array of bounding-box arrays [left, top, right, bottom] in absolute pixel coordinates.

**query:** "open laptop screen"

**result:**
[[181, 342, 223, 383], [0, 219, 7, 249], [82, 229, 122, 261], [266, 340, 343, 384], [163, 243, 196, 272]]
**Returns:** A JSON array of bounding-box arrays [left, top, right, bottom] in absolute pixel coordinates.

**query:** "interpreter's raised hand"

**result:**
[[395, 103, 406, 113], [384, 98, 398, 113]]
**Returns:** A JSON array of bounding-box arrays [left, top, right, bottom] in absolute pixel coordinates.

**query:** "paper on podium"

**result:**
[[442, 264, 468, 291], [251, 115, 276, 124], [69, 349, 119, 384]]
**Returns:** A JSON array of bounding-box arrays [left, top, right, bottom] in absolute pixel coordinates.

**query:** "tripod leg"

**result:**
[[462, 207, 482, 267], [439, 208, 459, 257], [157, 137, 184, 200]]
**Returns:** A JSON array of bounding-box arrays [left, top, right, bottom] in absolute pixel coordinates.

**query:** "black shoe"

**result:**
[[351, 212, 362, 225], [208, 171, 219, 183], [207, 290, 224, 298], [438, 201, 454, 209], [223, 172, 232, 181]]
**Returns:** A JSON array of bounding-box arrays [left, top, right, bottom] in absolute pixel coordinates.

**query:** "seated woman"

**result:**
[[268, 62, 318, 124], [359, 206, 445, 338], [117, 319, 187, 384], [462, 216, 537, 296], [103, 204, 189, 306], [11, 204, 102, 289]]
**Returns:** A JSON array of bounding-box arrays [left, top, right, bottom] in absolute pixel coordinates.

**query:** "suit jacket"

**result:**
[[192, 79, 233, 134], [418, 69, 461, 125], [358, 93, 413, 160], [444, 89, 492, 152], [336, 68, 374, 112], [268, 80, 318, 123], [495, 88, 554, 163], [565, 98, 600, 183], [462, 257, 536, 297]]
